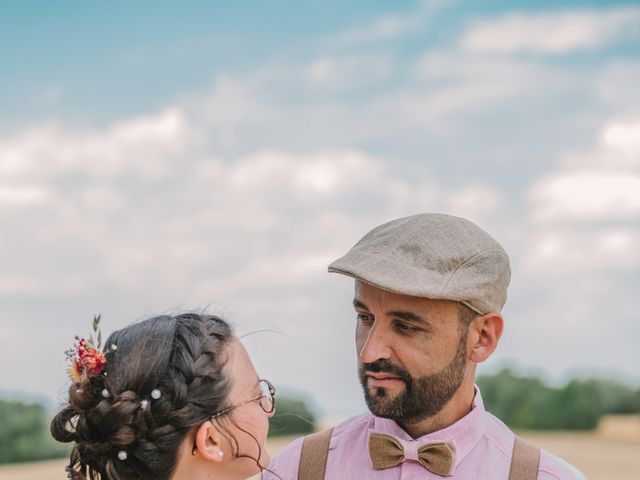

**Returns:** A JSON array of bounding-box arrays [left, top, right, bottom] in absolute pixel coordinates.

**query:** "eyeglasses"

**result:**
[[192, 379, 276, 455], [210, 378, 276, 419]]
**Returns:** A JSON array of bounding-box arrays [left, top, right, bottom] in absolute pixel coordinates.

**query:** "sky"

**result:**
[[1, 0, 639, 418]]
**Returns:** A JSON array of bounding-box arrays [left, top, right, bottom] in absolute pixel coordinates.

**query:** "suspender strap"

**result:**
[[297, 428, 334, 480], [508, 436, 541, 480], [298, 429, 538, 480]]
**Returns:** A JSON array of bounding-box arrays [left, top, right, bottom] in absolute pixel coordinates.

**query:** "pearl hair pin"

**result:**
[[117, 450, 128, 461], [101, 389, 110, 399], [67, 415, 79, 433], [151, 389, 162, 400]]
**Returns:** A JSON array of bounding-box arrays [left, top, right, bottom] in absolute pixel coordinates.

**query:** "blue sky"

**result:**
[[1, 0, 639, 417], [4, 0, 636, 126]]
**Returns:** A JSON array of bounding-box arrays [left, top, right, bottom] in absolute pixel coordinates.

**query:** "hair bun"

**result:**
[[51, 313, 234, 480]]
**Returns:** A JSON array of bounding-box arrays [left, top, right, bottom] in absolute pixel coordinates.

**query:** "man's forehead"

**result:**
[[355, 280, 426, 304], [353, 280, 460, 315]]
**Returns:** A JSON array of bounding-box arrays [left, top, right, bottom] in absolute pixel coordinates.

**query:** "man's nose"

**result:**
[[359, 324, 393, 364]]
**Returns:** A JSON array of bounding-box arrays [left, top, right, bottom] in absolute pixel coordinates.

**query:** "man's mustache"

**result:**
[[360, 359, 412, 383]]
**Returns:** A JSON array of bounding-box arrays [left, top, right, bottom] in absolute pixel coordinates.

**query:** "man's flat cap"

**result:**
[[328, 213, 511, 315]]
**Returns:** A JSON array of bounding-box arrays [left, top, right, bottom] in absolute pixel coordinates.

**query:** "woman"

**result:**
[[51, 312, 277, 480]]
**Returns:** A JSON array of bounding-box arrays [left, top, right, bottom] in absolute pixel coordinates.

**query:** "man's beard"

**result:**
[[358, 329, 469, 424]]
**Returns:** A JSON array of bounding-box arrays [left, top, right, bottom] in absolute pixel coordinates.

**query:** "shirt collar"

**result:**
[[371, 385, 486, 467]]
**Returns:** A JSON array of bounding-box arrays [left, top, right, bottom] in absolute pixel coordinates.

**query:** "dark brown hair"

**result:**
[[51, 313, 234, 480], [457, 302, 479, 329]]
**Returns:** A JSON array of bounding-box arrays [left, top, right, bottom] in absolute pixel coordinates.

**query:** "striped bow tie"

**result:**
[[368, 431, 456, 477]]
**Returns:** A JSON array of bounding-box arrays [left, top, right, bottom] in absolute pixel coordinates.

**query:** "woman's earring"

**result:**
[[217, 451, 224, 458]]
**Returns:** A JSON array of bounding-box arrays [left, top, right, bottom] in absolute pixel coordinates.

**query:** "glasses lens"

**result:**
[[258, 379, 275, 413]]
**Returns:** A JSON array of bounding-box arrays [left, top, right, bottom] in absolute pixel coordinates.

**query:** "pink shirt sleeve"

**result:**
[[538, 450, 588, 480]]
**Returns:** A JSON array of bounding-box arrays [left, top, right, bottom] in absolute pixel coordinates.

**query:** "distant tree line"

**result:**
[[2, 372, 640, 464], [0, 399, 67, 464], [268, 395, 316, 437], [0, 394, 315, 465], [478, 368, 640, 430]]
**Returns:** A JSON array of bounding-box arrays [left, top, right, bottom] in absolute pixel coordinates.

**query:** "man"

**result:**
[[266, 213, 586, 480]]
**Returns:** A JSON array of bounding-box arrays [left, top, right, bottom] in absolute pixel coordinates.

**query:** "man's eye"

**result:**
[[356, 313, 373, 324], [395, 322, 417, 333]]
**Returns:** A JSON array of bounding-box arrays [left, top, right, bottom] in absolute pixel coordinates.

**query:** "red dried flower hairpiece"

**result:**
[[65, 314, 107, 383]]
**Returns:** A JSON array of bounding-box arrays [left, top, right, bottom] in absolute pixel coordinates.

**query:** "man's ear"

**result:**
[[194, 421, 226, 463], [469, 312, 503, 363]]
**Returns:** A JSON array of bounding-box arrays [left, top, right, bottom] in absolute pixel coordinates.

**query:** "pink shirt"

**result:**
[[265, 388, 586, 480]]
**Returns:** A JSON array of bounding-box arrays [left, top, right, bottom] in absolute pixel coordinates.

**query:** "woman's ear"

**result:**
[[469, 312, 504, 363], [194, 421, 226, 463]]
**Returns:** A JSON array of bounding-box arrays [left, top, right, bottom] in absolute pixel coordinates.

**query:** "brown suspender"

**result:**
[[298, 428, 334, 480], [508, 436, 541, 480], [297, 429, 540, 480]]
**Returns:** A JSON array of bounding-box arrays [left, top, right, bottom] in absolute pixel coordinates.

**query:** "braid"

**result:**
[[51, 313, 234, 480]]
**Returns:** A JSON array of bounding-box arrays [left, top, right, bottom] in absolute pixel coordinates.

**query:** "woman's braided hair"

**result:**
[[51, 313, 234, 480]]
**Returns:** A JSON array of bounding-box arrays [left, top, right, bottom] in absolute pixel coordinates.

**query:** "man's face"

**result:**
[[354, 281, 470, 424]]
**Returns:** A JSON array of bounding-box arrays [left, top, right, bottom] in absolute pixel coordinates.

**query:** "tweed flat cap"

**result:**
[[328, 213, 511, 315]]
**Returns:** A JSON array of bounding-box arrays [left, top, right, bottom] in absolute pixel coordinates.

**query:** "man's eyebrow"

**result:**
[[387, 310, 428, 324], [353, 299, 369, 310]]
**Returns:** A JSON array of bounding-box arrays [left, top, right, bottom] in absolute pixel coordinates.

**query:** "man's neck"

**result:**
[[399, 380, 476, 439]]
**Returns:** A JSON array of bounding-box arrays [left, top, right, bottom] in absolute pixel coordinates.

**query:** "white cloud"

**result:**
[[416, 51, 541, 81], [0, 275, 42, 295], [167, 37, 610, 156], [523, 228, 640, 274], [186, 74, 274, 148], [461, 7, 640, 54], [602, 121, 640, 153], [0, 111, 502, 309], [0, 107, 193, 181], [530, 119, 640, 223], [230, 149, 385, 197], [306, 55, 392, 90], [0, 185, 49, 207], [444, 185, 501, 220], [328, 0, 447, 45], [0, 273, 89, 296], [330, 11, 421, 45], [558, 119, 640, 173], [83, 185, 126, 210], [108, 107, 189, 148], [192, 251, 339, 302], [0, 130, 403, 302], [524, 119, 640, 277], [530, 171, 640, 222], [405, 48, 582, 121]]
